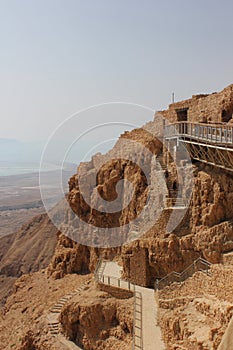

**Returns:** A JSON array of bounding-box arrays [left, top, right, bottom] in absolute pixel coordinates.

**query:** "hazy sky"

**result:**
[[1, 0, 233, 143]]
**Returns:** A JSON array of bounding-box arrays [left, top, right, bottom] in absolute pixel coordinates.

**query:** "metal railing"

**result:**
[[94, 259, 143, 349], [133, 291, 143, 350], [165, 196, 187, 208], [94, 257, 102, 279], [98, 273, 136, 292], [154, 257, 211, 290], [164, 122, 233, 145], [94, 257, 106, 282]]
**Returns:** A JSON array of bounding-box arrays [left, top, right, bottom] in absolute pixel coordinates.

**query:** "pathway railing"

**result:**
[[133, 291, 143, 350], [164, 122, 233, 145], [99, 273, 136, 292], [94, 259, 143, 350], [154, 257, 211, 290]]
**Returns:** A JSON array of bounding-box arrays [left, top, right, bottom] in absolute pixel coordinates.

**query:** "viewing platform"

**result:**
[[164, 122, 233, 172]]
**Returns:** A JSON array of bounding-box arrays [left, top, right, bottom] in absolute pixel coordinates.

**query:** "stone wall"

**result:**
[[97, 282, 134, 299], [158, 264, 233, 349], [157, 84, 233, 124], [122, 246, 149, 287]]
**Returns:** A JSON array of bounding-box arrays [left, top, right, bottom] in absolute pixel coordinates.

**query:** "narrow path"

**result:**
[[46, 280, 91, 349], [101, 261, 165, 350]]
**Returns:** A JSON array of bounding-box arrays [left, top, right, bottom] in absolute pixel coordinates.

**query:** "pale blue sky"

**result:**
[[1, 0, 233, 143]]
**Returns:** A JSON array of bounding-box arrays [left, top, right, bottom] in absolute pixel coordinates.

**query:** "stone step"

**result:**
[[49, 326, 59, 330], [50, 310, 61, 314]]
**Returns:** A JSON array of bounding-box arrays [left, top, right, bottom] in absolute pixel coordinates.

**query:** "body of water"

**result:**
[[0, 161, 71, 177]]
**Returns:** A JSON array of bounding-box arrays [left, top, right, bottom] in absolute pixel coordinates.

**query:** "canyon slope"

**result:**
[[1, 85, 233, 349]]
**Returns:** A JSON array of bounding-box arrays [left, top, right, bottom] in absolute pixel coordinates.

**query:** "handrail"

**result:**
[[154, 257, 211, 290], [98, 273, 136, 292], [164, 122, 233, 145], [94, 259, 143, 350], [133, 291, 143, 350], [94, 257, 102, 281]]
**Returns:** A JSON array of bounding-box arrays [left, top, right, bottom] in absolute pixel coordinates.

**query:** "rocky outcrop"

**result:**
[[19, 331, 38, 350], [158, 265, 233, 349], [159, 84, 233, 124], [47, 233, 120, 279], [48, 126, 233, 288], [218, 316, 233, 350], [121, 161, 233, 286], [60, 283, 133, 350]]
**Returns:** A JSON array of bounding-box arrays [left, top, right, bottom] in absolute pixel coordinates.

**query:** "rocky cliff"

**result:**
[[48, 125, 233, 288], [60, 283, 133, 350], [1, 86, 233, 349], [158, 264, 233, 349]]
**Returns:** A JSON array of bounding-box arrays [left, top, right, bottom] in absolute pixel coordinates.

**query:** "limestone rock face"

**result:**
[[48, 127, 233, 288], [19, 331, 37, 350], [47, 234, 120, 279], [158, 265, 233, 349], [121, 164, 233, 286], [60, 284, 133, 350]]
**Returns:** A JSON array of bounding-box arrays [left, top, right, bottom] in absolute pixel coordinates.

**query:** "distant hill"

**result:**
[[0, 213, 58, 304]]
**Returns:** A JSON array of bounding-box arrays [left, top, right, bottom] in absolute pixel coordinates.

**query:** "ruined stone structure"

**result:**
[[158, 84, 233, 124], [159, 85, 233, 174]]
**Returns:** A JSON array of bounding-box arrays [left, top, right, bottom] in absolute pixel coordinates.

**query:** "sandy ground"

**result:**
[[0, 270, 91, 349]]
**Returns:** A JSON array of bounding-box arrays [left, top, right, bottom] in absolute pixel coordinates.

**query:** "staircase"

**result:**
[[94, 258, 106, 282], [47, 279, 91, 346], [156, 153, 187, 209], [155, 257, 211, 290], [156, 153, 167, 171]]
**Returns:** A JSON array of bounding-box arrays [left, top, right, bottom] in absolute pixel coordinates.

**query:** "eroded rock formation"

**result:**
[[60, 283, 133, 350]]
